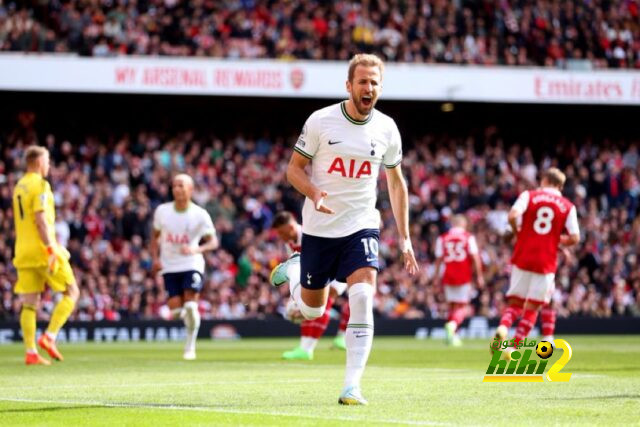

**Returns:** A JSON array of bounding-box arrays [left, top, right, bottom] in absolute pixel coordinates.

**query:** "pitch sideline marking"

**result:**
[[0, 397, 448, 426]]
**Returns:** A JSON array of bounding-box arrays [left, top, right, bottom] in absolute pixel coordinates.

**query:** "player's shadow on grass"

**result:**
[[0, 405, 106, 413], [545, 394, 640, 401]]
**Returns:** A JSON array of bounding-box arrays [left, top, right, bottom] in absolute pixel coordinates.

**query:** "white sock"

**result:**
[[300, 336, 318, 353], [336, 330, 345, 338], [45, 331, 57, 341], [183, 301, 200, 352], [288, 262, 302, 305], [344, 283, 374, 390]]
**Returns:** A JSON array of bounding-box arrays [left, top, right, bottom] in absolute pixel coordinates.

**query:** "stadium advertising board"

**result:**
[[1, 55, 639, 104], [0, 318, 636, 344]]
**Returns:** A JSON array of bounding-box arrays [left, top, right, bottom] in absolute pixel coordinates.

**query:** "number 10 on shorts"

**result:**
[[361, 238, 378, 262]]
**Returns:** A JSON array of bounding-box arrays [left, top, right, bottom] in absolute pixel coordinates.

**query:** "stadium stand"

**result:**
[[1, 110, 639, 322], [1, 0, 639, 68]]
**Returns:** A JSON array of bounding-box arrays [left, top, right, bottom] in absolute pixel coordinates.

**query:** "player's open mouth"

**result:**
[[362, 96, 372, 107]]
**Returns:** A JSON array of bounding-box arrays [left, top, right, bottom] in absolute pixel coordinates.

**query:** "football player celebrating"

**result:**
[[286, 54, 419, 405]]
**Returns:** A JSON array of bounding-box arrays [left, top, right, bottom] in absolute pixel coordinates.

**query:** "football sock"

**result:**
[[514, 309, 539, 346], [541, 305, 556, 337], [300, 336, 318, 353], [301, 297, 334, 341], [183, 301, 200, 352], [448, 306, 467, 329], [20, 304, 37, 352], [338, 303, 350, 333], [46, 295, 75, 339], [499, 304, 523, 328], [344, 283, 374, 389]]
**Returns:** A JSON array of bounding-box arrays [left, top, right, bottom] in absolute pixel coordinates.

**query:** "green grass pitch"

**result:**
[[1, 336, 638, 425]]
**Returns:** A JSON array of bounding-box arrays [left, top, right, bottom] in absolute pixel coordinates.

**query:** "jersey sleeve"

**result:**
[[200, 211, 216, 239], [293, 112, 320, 159], [383, 119, 402, 168], [32, 181, 50, 213], [152, 206, 163, 231], [511, 191, 530, 215], [434, 236, 443, 258], [467, 235, 479, 255], [564, 205, 580, 236]]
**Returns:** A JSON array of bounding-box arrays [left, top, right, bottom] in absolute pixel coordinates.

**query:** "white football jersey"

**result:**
[[294, 101, 403, 238], [153, 202, 216, 274]]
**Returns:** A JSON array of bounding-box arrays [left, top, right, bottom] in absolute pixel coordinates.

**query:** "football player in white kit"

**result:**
[[151, 174, 218, 360], [286, 54, 419, 405]]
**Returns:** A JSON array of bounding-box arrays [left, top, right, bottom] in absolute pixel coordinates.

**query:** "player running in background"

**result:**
[[151, 174, 218, 360], [494, 168, 580, 352], [270, 211, 348, 360], [433, 214, 484, 346], [286, 54, 419, 405], [13, 146, 79, 365]]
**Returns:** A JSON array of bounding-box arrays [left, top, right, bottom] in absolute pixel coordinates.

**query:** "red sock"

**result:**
[[541, 305, 556, 337], [499, 304, 523, 328], [301, 297, 334, 339], [448, 306, 467, 327], [514, 309, 539, 346], [338, 302, 350, 332]]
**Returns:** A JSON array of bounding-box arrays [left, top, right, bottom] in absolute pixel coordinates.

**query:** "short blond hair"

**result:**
[[543, 168, 566, 189], [451, 214, 468, 229], [348, 53, 384, 82], [173, 173, 194, 188], [24, 145, 48, 166]]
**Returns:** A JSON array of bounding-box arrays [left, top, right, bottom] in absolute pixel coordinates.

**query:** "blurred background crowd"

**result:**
[[1, 111, 639, 323], [1, 0, 639, 68]]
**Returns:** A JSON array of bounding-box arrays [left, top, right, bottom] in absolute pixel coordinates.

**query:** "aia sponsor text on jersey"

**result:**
[[327, 157, 372, 178], [166, 233, 189, 244]]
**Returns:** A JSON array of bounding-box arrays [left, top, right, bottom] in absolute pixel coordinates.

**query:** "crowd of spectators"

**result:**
[[1, 112, 639, 323], [1, 0, 639, 68]]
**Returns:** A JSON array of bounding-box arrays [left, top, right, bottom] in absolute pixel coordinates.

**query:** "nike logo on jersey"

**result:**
[[328, 140, 343, 145], [354, 334, 370, 339], [366, 257, 377, 262]]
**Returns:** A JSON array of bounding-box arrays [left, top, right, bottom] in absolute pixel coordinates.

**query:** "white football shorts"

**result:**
[[507, 266, 555, 304], [444, 284, 472, 304]]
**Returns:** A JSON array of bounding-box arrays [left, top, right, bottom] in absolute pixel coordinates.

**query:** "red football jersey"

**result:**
[[435, 227, 478, 286], [511, 189, 576, 274], [286, 225, 303, 254]]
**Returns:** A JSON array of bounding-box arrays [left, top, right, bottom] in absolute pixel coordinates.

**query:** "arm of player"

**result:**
[[473, 253, 485, 289], [560, 206, 580, 247], [385, 165, 418, 275], [286, 151, 334, 214], [432, 257, 442, 287], [507, 208, 521, 236], [35, 211, 58, 273], [181, 234, 219, 255], [509, 191, 529, 236], [150, 228, 162, 275]]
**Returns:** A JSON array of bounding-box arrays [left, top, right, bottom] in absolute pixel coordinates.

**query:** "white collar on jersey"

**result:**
[[539, 187, 562, 196]]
